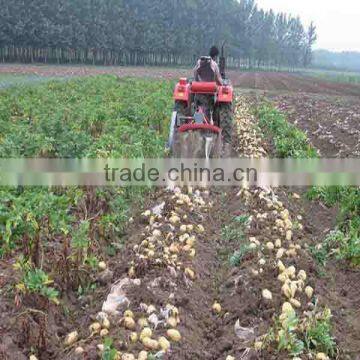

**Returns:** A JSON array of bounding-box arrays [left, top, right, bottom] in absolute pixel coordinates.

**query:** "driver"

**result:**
[[193, 46, 232, 156], [193, 46, 223, 86]]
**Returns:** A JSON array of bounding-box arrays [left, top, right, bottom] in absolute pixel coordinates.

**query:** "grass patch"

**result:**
[[229, 244, 254, 267], [304, 308, 336, 357], [219, 214, 255, 266], [221, 215, 249, 243], [307, 186, 360, 266], [0, 73, 63, 89], [256, 104, 317, 158], [304, 70, 360, 85], [267, 307, 336, 358]]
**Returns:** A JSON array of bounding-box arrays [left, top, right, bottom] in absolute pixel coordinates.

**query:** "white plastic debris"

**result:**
[[102, 278, 140, 315]]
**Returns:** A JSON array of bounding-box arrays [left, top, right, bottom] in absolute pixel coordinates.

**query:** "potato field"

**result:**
[[0, 67, 359, 360]]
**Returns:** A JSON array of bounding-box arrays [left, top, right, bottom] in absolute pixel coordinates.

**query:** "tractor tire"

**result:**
[[171, 101, 188, 158], [218, 103, 234, 151]]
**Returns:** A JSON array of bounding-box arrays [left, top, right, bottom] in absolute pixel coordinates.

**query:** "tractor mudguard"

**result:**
[[173, 78, 191, 103], [217, 85, 233, 103]]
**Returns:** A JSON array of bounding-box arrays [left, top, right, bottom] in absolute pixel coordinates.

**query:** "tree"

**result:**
[[303, 21, 317, 67], [0, 0, 314, 68]]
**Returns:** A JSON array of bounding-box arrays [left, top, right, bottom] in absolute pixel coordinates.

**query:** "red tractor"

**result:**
[[168, 46, 234, 158]]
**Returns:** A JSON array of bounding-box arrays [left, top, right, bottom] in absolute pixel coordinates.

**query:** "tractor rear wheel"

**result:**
[[218, 103, 234, 150]]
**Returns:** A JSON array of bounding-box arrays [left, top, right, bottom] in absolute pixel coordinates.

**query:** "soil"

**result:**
[[272, 93, 360, 157]]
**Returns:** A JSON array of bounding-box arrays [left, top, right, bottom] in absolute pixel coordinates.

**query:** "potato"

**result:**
[[89, 322, 101, 334], [64, 330, 78, 346], [297, 270, 307, 281], [282, 283, 292, 299], [75, 346, 84, 354], [128, 266, 136, 278], [286, 230, 293, 241], [140, 328, 153, 341], [179, 233, 190, 243], [124, 309, 134, 318], [142, 337, 159, 351], [158, 336, 171, 352], [185, 268, 195, 280], [166, 329, 181, 342], [102, 318, 111, 329], [262, 289, 272, 301], [167, 317, 178, 328], [290, 298, 301, 308], [100, 329, 109, 337], [249, 243, 257, 250], [278, 273, 288, 283], [98, 261, 107, 270], [290, 282, 297, 298], [196, 224, 205, 233], [186, 236, 196, 247], [305, 286, 314, 299], [130, 332, 138, 343], [276, 248, 285, 259], [284, 219, 293, 230], [138, 351, 148, 360], [277, 260, 286, 273], [286, 248, 297, 258], [212, 302, 222, 314], [249, 237, 260, 245], [138, 318, 149, 329], [122, 354, 135, 360], [169, 215, 180, 225], [124, 317, 136, 330], [169, 243, 180, 253], [286, 266, 296, 278], [282, 302, 294, 314], [316, 353, 329, 360]]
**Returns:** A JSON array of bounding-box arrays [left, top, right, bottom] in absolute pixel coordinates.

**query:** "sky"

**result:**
[[255, 0, 360, 52]]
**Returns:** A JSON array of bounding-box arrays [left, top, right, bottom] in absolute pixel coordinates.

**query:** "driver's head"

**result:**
[[209, 46, 220, 60]]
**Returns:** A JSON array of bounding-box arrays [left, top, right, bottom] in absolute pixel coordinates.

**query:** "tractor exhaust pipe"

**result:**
[[219, 41, 227, 79]]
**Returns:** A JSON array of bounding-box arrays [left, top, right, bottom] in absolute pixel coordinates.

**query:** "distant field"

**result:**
[[1, 64, 360, 96], [0, 73, 66, 89], [302, 69, 360, 85]]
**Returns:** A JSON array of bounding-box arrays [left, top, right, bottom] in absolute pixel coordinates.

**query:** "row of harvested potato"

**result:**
[[234, 100, 329, 359], [56, 188, 209, 360]]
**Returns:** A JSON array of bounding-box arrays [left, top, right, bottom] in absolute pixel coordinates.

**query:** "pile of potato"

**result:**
[[233, 96, 267, 158]]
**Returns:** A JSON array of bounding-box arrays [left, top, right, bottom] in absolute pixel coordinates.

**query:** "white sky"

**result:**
[[255, 0, 360, 52]]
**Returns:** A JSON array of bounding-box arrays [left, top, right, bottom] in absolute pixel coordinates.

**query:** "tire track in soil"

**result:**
[[62, 95, 348, 360]]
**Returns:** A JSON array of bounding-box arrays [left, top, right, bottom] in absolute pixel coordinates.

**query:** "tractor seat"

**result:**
[[191, 81, 218, 94]]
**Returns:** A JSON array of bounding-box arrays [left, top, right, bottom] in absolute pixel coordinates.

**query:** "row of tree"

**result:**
[[0, 0, 317, 68]]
